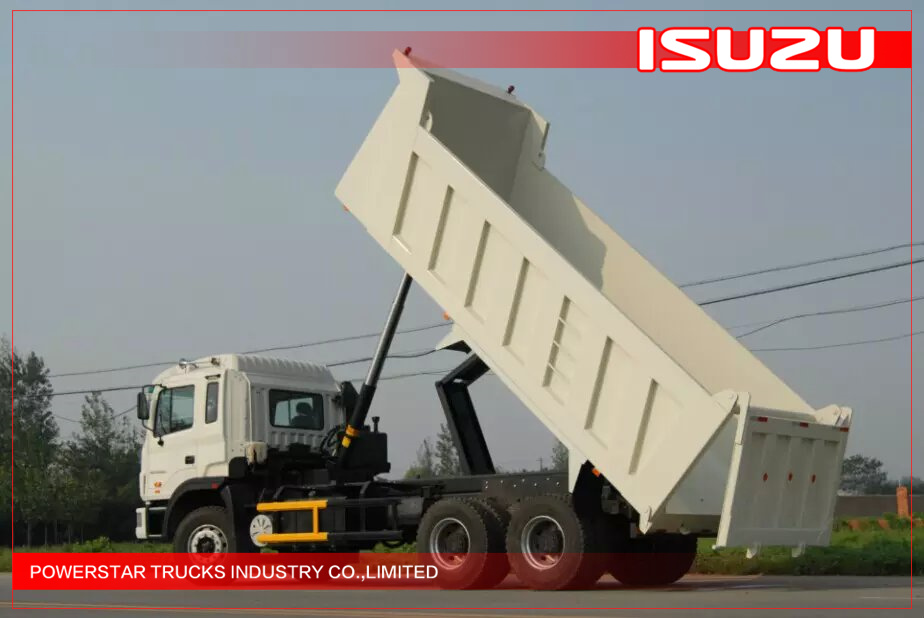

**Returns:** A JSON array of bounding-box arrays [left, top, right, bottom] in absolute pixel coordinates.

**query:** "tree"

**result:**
[[434, 423, 461, 477], [404, 438, 437, 479], [550, 440, 568, 472], [52, 461, 105, 544], [0, 340, 11, 544], [63, 392, 142, 541], [2, 337, 58, 546], [66, 392, 141, 474], [840, 454, 889, 495]]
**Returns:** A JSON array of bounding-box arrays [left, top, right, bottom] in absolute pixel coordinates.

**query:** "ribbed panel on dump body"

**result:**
[[335, 52, 834, 527]]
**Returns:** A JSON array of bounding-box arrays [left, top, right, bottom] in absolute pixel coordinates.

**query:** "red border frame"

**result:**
[[8, 6, 914, 613]]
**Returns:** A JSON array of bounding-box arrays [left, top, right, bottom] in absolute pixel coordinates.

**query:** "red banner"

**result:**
[[117, 30, 911, 70], [13, 553, 444, 590], [12, 551, 695, 590]]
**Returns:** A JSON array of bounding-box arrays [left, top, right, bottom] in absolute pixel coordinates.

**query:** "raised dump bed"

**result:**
[[335, 52, 851, 550]]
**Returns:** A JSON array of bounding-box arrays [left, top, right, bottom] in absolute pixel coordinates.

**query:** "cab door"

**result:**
[[196, 376, 228, 478], [143, 379, 201, 500]]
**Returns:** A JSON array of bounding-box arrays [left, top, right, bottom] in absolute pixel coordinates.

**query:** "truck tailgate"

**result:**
[[716, 408, 850, 550]]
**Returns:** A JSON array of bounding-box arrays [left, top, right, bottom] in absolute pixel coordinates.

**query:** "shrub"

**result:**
[[64, 536, 115, 553]]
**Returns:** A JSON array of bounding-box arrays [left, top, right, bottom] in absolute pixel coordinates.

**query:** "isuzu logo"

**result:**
[[637, 28, 876, 72]]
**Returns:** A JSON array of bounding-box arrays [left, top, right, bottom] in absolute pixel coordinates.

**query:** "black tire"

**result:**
[[415, 498, 504, 589], [608, 533, 697, 587], [174, 506, 240, 554], [462, 497, 510, 588], [505, 494, 607, 590], [473, 497, 511, 533]]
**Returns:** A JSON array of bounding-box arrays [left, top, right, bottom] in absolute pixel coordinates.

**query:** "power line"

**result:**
[[48, 321, 450, 378], [344, 367, 458, 383], [751, 331, 921, 352], [49, 360, 183, 379], [680, 241, 923, 288], [115, 404, 137, 418], [326, 348, 438, 368], [44, 244, 920, 381], [726, 296, 915, 331], [47, 384, 145, 398], [7, 350, 447, 399], [21, 321, 921, 403], [41, 320, 919, 397], [350, 325, 920, 382], [37, 250, 922, 392], [700, 258, 922, 306], [735, 296, 921, 338], [13, 358, 450, 402], [53, 404, 135, 425], [240, 322, 448, 355], [35, 268, 920, 396], [355, 328, 922, 380]]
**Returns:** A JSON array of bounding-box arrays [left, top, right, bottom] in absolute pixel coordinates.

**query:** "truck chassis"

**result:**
[[144, 274, 689, 590]]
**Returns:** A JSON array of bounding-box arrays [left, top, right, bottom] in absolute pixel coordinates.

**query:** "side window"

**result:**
[[205, 382, 219, 424], [154, 385, 195, 436], [269, 390, 324, 430]]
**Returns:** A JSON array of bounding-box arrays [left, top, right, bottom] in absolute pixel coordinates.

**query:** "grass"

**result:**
[[693, 523, 921, 576], [1, 537, 170, 571], [375, 518, 921, 576], [2, 519, 919, 576]]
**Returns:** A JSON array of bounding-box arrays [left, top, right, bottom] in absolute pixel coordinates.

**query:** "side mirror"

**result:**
[[137, 391, 150, 421]]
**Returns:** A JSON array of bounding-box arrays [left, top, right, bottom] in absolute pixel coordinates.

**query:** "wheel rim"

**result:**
[[249, 514, 273, 547], [429, 517, 471, 570], [521, 515, 564, 570], [188, 524, 228, 553]]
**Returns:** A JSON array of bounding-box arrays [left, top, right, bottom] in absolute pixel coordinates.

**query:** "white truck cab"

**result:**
[[135, 354, 347, 542]]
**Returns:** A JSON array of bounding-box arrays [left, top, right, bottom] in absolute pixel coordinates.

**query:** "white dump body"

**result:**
[[336, 52, 851, 549]]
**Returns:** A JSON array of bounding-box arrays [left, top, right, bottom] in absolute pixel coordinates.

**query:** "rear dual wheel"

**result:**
[[505, 495, 607, 590], [608, 533, 697, 587], [416, 497, 509, 589]]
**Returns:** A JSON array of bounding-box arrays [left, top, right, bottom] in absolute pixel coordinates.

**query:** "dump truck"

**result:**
[[134, 51, 852, 590]]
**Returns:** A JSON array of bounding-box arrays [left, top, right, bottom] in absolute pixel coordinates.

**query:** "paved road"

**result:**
[[3, 574, 919, 617]]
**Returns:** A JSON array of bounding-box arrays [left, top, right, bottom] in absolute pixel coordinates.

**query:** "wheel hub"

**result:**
[[188, 524, 228, 553], [521, 515, 564, 570], [429, 517, 471, 570]]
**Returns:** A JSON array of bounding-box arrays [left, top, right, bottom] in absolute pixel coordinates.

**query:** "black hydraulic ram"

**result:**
[[336, 273, 413, 468], [435, 354, 495, 475]]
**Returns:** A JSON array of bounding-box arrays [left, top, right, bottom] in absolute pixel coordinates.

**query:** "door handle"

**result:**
[[185, 455, 195, 464]]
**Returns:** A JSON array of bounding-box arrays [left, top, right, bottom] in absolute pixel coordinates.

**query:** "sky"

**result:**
[[1, 1, 920, 479]]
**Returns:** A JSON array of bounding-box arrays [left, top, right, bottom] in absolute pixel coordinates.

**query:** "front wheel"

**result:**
[[174, 506, 237, 553]]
